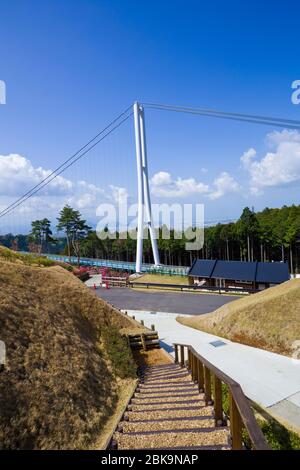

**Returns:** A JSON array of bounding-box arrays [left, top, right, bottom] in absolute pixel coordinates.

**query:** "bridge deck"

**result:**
[[43, 253, 188, 275]]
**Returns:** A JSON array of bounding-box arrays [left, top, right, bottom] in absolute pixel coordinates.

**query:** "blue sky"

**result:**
[[0, 0, 300, 232]]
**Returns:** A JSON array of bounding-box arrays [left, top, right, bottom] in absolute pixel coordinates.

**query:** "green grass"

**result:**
[[0, 246, 53, 265], [134, 273, 189, 285], [220, 383, 300, 450], [102, 326, 136, 379], [0, 246, 72, 270]]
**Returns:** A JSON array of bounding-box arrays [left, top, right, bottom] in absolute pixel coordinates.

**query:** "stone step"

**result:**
[[115, 428, 230, 450], [141, 364, 181, 371], [138, 383, 197, 391], [129, 399, 205, 412], [141, 370, 188, 379], [142, 374, 191, 383], [135, 392, 200, 400], [112, 362, 231, 451], [131, 394, 202, 404], [122, 417, 215, 433], [140, 378, 194, 386], [126, 414, 215, 424], [141, 444, 231, 450], [125, 405, 213, 421]]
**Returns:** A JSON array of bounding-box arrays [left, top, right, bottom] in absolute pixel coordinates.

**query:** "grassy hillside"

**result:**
[[0, 257, 140, 450], [178, 279, 300, 356], [0, 245, 71, 269]]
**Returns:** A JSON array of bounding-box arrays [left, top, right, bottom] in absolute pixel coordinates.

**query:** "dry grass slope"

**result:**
[[178, 279, 300, 356], [0, 257, 139, 449]]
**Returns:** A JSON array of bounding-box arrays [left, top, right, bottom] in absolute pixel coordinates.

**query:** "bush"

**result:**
[[259, 419, 300, 450], [76, 272, 90, 282], [102, 326, 136, 379], [220, 383, 300, 449], [33, 257, 55, 267]]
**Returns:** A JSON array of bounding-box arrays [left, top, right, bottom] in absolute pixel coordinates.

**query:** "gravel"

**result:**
[[125, 406, 213, 421], [114, 360, 230, 450], [116, 429, 229, 449], [132, 395, 201, 404], [122, 418, 215, 433], [130, 401, 205, 411]]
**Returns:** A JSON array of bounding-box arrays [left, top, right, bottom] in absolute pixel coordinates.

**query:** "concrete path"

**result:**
[[125, 310, 300, 432], [85, 274, 103, 287]]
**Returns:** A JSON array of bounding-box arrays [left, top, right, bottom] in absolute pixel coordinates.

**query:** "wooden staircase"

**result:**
[[112, 363, 230, 450], [109, 343, 270, 451]]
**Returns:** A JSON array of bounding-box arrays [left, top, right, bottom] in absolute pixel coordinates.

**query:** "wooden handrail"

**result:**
[[173, 343, 270, 450]]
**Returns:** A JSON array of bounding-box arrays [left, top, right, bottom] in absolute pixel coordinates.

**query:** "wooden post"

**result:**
[[229, 392, 243, 450], [213, 374, 223, 426], [188, 349, 191, 370], [174, 344, 179, 363], [141, 320, 144, 326], [191, 353, 195, 380], [141, 333, 147, 351], [194, 356, 199, 383], [204, 366, 212, 405], [151, 324, 155, 331], [180, 345, 184, 367], [132, 315, 135, 320], [198, 360, 204, 392]]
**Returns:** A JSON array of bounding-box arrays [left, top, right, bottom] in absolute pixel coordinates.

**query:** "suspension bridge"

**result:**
[[1, 102, 300, 273], [43, 253, 188, 275]]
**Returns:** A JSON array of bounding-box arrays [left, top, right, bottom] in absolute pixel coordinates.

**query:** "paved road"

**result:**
[[96, 287, 239, 315]]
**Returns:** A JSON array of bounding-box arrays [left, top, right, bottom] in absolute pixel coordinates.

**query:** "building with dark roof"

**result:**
[[188, 259, 289, 291]]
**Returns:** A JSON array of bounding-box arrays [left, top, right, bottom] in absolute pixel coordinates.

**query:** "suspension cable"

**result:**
[[142, 102, 300, 130], [0, 109, 133, 219]]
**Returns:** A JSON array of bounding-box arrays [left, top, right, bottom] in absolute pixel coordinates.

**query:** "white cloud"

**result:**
[[76, 193, 97, 209], [266, 129, 300, 146], [78, 180, 104, 194], [240, 148, 256, 169], [151, 171, 172, 187], [150, 171, 209, 198], [208, 172, 240, 200], [150, 170, 239, 200], [0, 153, 111, 221], [0, 154, 73, 196], [16, 196, 59, 215], [241, 130, 300, 194], [109, 185, 129, 204], [72, 181, 105, 209]]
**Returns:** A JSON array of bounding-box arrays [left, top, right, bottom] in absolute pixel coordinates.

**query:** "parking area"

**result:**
[[96, 287, 240, 315]]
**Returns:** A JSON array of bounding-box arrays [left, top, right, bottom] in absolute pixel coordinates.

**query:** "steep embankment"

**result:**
[[0, 257, 139, 450], [178, 279, 300, 356]]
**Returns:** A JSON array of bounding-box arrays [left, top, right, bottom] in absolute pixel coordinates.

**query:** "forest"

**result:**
[[0, 204, 299, 274]]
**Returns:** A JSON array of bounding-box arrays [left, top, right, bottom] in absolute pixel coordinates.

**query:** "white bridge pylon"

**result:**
[[133, 101, 160, 273]]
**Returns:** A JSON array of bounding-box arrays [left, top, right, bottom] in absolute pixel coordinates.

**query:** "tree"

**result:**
[[11, 238, 18, 251], [57, 205, 91, 265], [29, 218, 53, 254], [236, 207, 259, 261], [220, 223, 236, 260], [284, 206, 300, 274], [56, 206, 75, 258]]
